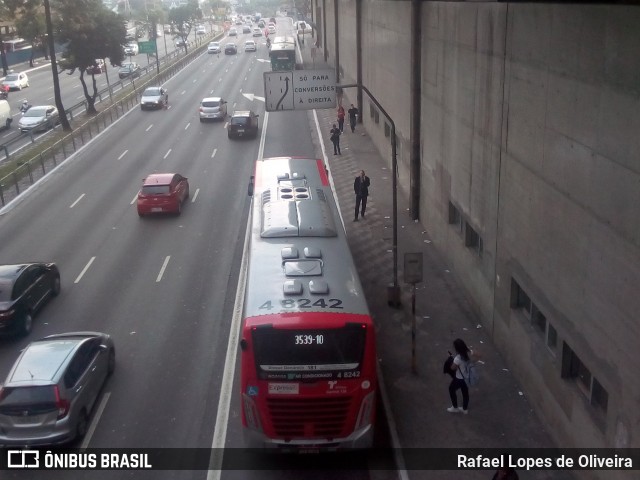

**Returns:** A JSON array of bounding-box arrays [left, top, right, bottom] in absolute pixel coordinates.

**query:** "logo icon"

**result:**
[[7, 450, 40, 468]]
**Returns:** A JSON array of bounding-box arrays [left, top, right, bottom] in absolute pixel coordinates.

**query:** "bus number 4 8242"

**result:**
[[258, 298, 344, 310]]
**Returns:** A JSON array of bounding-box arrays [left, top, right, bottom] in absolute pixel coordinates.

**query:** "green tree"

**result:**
[[15, 12, 48, 67], [54, 0, 126, 114], [168, 1, 202, 54]]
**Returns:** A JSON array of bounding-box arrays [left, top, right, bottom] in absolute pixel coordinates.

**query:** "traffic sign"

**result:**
[[263, 69, 336, 112], [138, 41, 156, 54]]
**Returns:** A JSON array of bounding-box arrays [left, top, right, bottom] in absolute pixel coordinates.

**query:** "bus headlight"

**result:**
[[242, 393, 263, 431], [354, 391, 375, 431]]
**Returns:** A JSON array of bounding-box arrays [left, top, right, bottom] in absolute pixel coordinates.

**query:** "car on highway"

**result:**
[[124, 42, 139, 55], [137, 173, 190, 216], [228, 28, 237, 37], [242, 25, 251, 34], [18, 105, 60, 133], [228, 110, 259, 139], [175, 37, 187, 48], [0, 331, 115, 446], [118, 62, 141, 79], [85, 59, 106, 75], [0, 263, 60, 337], [140, 86, 168, 110], [199, 97, 227, 121], [244, 40, 257, 52], [257, 20, 265, 28], [1, 72, 29, 91], [252, 28, 262, 37], [268, 24, 276, 35], [196, 25, 206, 35], [207, 41, 221, 54], [224, 43, 237, 55]]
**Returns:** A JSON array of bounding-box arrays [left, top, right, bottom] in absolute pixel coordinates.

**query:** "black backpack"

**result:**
[[443, 355, 455, 378]]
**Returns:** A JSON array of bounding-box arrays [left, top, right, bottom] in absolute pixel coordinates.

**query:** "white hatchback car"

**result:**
[[208, 41, 221, 54], [1, 72, 29, 91], [244, 40, 256, 52]]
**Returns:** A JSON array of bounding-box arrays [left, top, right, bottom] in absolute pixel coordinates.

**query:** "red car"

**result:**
[[0, 84, 8, 99], [137, 173, 189, 216]]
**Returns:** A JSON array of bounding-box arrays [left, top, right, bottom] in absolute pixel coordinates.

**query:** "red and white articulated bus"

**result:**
[[241, 156, 377, 450]]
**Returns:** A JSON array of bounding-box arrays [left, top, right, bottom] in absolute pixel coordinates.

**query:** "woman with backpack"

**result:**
[[447, 338, 474, 414]]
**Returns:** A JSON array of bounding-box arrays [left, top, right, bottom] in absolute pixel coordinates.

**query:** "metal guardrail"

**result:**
[[0, 30, 223, 208]]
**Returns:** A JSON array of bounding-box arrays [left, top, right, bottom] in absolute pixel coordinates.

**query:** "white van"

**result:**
[[0, 99, 12, 130]]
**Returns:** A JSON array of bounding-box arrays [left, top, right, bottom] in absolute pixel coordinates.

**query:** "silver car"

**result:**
[[18, 105, 59, 132], [198, 97, 227, 122], [140, 86, 168, 110], [207, 41, 221, 54], [1, 72, 29, 91], [0, 332, 115, 446]]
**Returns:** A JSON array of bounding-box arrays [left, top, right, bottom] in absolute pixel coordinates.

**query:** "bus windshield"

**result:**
[[251, 323, 366, 380]]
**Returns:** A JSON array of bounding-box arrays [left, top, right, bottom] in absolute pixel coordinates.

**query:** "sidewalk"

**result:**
[[300, 42, 574, 480]]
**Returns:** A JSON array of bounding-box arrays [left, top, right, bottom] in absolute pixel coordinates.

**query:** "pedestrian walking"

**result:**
[[447, 338, 473, 414], [330, 124, 341, 155], [348, 103, 358, 132], [337, 105, 345, 132], [492, 467, 519, 480], [353, 170, 370, 221]]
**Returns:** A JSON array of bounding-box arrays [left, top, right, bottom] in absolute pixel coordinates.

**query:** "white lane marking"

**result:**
[[74, 256, 96, 283], [191, 188, 199, 203], [47, 96, 54, 101], [239, 88, 243, 93], [181, 90, 186, 95], [156, 256, 170, 282], [130, 192, 138, 205], [211, 148, 217, 159], [210, 89, 214, 95], [69, 194, 85, 208], [146, 124, 153, 131], [207, 205, 252, 479], [118, 149, 128, 160], [164, 148, 172, 159], [193, 78, 197, 83], [80, 391, 111, 449], [76, 95, 84, 100], [185, 122, 190, 130]]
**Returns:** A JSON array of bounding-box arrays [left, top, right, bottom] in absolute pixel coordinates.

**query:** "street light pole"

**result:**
[[335, 83, 401, 307]]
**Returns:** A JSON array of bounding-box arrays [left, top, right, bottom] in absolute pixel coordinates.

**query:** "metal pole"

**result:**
[[334, 83, 401, 307], [411, 283, 417, 374], [103, 58, 113, 103]]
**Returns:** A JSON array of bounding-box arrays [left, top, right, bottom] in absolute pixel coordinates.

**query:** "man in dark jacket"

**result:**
[[348, 104, 358, 132], [353, 170, 370, 221], [330, 124, 341, 155]]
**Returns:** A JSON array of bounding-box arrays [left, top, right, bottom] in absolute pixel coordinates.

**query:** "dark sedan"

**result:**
[[0, 263, 61, 337], [118, 62, 141, 79], [224, 43, 237, 55]]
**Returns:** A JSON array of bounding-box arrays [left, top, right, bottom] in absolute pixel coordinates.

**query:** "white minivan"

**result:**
[[0, 99, 12, 130]]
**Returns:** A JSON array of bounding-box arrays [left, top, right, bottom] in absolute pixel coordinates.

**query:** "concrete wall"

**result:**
[[494, 5, 640, 455], [320, 0, 640, 467]]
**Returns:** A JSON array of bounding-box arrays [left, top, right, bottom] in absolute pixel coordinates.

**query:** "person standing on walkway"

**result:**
[[337, 105, 345, 132], [447, 338, 472, 414], [348, 103, 359, 132], [330, 124, 341, 155], [353, 170, 370, 221]]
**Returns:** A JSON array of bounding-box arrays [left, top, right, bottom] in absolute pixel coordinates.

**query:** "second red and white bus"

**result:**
[[241, 156, 377, 450]]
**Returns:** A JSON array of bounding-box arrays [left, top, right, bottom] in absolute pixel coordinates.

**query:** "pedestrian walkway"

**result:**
[[299, 39, 574, 480]]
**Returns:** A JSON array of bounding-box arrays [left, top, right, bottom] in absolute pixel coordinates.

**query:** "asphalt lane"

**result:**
[[0, 21, 384, 480], [0, 29, 267, 480]]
